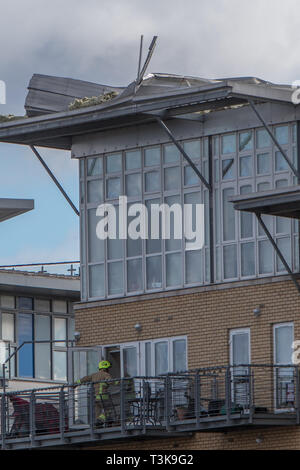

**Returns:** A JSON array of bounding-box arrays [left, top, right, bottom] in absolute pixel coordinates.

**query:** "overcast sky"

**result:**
[[0, 0, 299, 273]]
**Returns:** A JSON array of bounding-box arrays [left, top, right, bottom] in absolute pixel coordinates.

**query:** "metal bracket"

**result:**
[[155, 117, 211, 191], [248, 99, 300, 180], [256, 213, 300, 294], [30, 145, 79, 216]]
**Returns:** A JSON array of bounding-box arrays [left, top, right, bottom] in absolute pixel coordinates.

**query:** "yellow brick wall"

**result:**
[[75, 278, 300, 450]]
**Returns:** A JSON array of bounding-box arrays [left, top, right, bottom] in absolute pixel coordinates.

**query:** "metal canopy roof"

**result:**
[[230, 186, 300, 220], [0, 73, 296, 150], [0, 198, 34, 222]]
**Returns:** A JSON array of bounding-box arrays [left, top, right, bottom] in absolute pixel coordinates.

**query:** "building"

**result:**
[[1, 71, 300, 449], [0, 198, 80, 392]]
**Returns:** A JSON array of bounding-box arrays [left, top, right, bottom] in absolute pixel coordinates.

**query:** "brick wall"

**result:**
[[75, 277, 300, 450]]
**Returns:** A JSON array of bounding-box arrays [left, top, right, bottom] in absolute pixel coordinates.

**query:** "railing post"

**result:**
[[29, 391, 36, 447], [164, 376, 171, 431], [195, 372, 200, 428], [142, 380, 146, 434], [225, 367, 232, 423], [248, 366, 253, 423], [120, 378, 126, 434], [1, 394, 6, 450], [88, 383, 95, 438], [59, 387, 66, 443], [295, 367, 300, 425]]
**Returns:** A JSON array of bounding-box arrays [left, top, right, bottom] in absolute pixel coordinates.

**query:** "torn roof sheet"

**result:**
[[0, 72, 297, 150]]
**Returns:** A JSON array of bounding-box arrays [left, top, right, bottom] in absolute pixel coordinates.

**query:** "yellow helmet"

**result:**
[[99, 360, 111, 370]]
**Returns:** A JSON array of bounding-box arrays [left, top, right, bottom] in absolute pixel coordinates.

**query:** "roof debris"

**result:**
[[0, 114, 27, 123], [68, 91, 119, 111]]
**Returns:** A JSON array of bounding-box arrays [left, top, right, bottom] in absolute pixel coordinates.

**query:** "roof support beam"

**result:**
[[248, 99, 300, 180], [255, 213, 300, 294], [30, 145, 79, 216], [155, 117, 211, 191]]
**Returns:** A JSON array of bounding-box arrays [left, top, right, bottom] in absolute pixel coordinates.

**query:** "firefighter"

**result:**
[[76, 360, 116, 425]]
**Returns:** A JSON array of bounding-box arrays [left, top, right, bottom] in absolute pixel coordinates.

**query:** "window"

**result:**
[[103, 337, 187, 377], [273, 323, 294, 409], [80, 122, 297, 298], [0, 296, 73, 381]]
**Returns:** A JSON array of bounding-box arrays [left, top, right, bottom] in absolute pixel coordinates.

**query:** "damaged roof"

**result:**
[[0, 72, 297, 150]]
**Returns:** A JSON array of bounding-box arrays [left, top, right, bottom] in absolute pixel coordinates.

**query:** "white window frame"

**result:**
[[273, 322, 295, 412]]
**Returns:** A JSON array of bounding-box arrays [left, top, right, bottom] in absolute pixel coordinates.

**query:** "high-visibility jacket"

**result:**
[[78, 369, 114, 400]]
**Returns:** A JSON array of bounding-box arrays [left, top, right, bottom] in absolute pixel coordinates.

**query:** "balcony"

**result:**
[[0, 365, 299, 449]]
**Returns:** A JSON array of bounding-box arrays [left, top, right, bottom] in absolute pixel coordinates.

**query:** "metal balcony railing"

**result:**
[[0, 364, 299, 449]]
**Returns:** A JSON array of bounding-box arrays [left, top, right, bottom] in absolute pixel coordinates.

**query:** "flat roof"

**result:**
[[0, 269, 80, 299], [0, 198, 34, 222], [230, 186, 300, 220], [0, 73, 297, 150]]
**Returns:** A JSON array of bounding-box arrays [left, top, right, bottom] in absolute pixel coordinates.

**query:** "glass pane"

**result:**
[[2, 313, 14, 342], [222, 158, 235, 179], [145, 171, 160, 192], [19, 297, 33, 310], [145, 342, 151, 376], [223, 188, 235, 241], [183, 140, 201, 161], [275, 180, 290, 234], [146, 199, 161, 254], [106, 177, 121, 199], [127, 259, 143, 292], [53, 351, 67, 381], [223, 245, 237, 279], [0, 296, 14, 309], [108, 261, 123, 295], [125, 150, 141, 170], [123, 347, 137, 377], [18, 314, 33, 378], [52, 300, 67, 313], [155, 342, 168, 375], [88, 209, 104, 263], [239, 132, 253, 151], [165, 194, 181, 252], [259, 239, 273, 274], [146, 256, 162, 290], [276, 238, 291, 272], [240, 186, 253, 238], [232, 333, 249, 365], [239, 155, 252, 177], [127, 203, 142, 257], [166, 253, 182, 287], [106, 153, 122, 173], [213, 136, 219, 156], [125, 173, 141, 197], [35, 315, 51, 379], [275, 126, 289, 145], [107, 206, 123, 260], [185, 250, 202, 284], [184, 165, 200, 186], [275, 325, 293, 364], [173, 339, 186, 372], [145, 147, 160, 167], [163, 144, 180, 163], [164, 166, 181, 191], [87, 179, 103, 203], [275, 151, 289, 172], [35, 299, 51, 312], [221, 134, 236, 154], [89, 264, 105, 298], [257, 153, 270, 175], [241, 242, 255, 276], [87, 157, 102, 176], [54, 318, 67, 347], [256, 129, 271, 148]]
